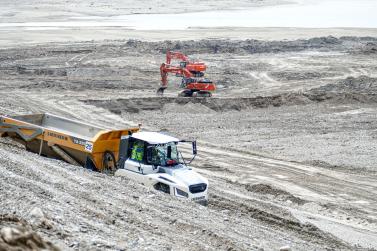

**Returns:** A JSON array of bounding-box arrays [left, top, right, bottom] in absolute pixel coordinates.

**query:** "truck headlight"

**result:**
[[176, 188, 188, 198]]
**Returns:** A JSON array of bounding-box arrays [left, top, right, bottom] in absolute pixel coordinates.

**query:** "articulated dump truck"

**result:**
[[0, 113, 208, 204]]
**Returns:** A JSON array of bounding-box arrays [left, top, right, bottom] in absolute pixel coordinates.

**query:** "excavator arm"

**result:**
[[158, 63, 193, 95]]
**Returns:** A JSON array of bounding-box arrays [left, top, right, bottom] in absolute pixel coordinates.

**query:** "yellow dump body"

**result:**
[[0, 113, 139, 171]]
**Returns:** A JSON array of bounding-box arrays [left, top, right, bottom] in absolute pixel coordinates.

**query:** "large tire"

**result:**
[[153, 182, 170, 194], [102, 151, 117, 175]]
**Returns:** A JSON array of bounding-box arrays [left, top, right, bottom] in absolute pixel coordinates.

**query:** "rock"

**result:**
[[0, 225, 60, 250], [28, 207, 53, 229], [29, 207, 45, 220], [279, 245, 292, 251], [0, 227, 21, 242]]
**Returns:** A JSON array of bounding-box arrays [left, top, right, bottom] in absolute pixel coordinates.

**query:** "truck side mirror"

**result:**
[[192, 141, 197, 155], [167, 145, 172, 159]]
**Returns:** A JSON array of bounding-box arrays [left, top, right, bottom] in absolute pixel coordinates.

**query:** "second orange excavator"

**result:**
[[157, 51, 216, 97]]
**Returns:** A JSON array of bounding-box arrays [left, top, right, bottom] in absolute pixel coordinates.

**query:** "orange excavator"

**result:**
[[157, 51, 216, 97]]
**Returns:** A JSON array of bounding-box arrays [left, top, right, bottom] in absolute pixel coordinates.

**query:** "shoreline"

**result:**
[[1, 27, 377, 48]]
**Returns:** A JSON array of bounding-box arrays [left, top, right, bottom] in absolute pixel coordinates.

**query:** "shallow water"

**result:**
[[0, 0, 376, 30]]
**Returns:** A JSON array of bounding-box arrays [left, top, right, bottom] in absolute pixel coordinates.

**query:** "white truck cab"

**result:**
[[115, 132, 208, 205]]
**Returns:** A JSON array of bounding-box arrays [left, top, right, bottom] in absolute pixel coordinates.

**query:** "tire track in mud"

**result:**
[[170, 134, 377, 249], [206, 177, 375, 250], [196, 142, 377, 211], [193, 143, 377, 248], [207, 193, 350, 250]]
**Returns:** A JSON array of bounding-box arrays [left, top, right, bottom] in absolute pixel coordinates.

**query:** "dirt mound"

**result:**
[[162, 102, 216, 114], [16, 66, 67, 77], [84, 94, 311, 114], [351, 42, 377, 54], [85, 76, 377, 114], [121, 36, 377, 55], [306, 76, 377, 104], [19, 80, 127, 91], [314, 75, 377, 93], [245, 184, 307, 205], [270, 71, 336, 81], [79, 93, 319, 114], [6, 36, 368, 60], [0, 215, 59, 251], [5, 36, 363, 65]]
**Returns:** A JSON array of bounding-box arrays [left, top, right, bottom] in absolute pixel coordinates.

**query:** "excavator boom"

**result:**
[[166, 51, 189, 64], [167, 51, 207, 73]]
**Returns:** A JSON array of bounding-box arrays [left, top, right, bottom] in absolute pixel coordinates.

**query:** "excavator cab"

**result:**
[[179, 61, 187, 68]]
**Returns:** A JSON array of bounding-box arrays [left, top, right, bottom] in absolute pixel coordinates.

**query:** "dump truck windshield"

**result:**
[[149, 142, 180, 166]]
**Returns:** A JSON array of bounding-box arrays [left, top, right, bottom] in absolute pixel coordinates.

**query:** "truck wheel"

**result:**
[[153, 182, 170, 194], [198, 200, 208, 207], [102, 151, 117, 175]]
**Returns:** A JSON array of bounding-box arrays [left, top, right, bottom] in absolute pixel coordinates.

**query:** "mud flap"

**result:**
[[84, 156, 97, 171]]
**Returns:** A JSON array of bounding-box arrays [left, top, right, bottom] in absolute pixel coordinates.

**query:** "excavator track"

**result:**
[[194, 91, 212, 97], [178, 90, 194, 97]]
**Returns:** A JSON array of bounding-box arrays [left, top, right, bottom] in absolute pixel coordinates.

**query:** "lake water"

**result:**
[[114, 0, 377, 29], [0, 0, 376, 30]]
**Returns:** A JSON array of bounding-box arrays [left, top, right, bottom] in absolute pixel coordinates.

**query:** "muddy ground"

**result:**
[[1, 35, 377, 250]]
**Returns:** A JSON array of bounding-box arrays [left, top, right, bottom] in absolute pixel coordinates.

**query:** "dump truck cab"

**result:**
[[116, 132, 208, 204]]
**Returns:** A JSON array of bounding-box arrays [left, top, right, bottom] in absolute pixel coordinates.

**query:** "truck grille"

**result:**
[[189, 183, 207, 194]]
